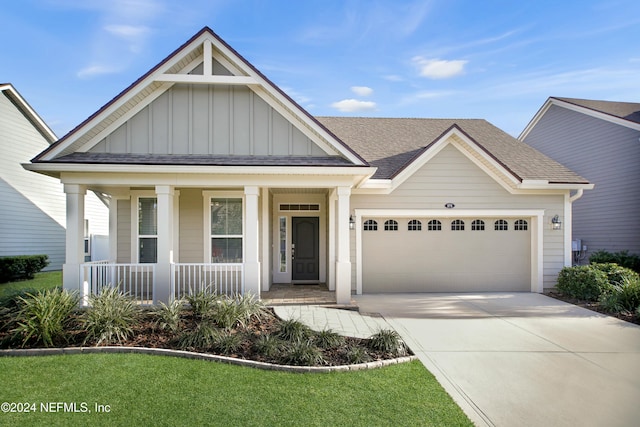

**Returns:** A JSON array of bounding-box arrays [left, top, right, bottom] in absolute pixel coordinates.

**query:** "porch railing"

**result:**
[[171, 263, 244, 299], [80, 261, 156, 305]]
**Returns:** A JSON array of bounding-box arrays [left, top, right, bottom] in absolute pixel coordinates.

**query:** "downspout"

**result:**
[[565, 189, 584, 267], [569, 188, 584, 202]]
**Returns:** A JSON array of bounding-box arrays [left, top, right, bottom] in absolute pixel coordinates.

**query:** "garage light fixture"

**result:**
[[551, 215, 562, 230], [349, 215, 355, 230]]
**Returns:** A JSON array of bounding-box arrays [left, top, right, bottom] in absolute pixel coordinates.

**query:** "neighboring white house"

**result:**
[[1, 83, 109, 270], [25, 28, 592, 303], [520, 97, 640, 263]]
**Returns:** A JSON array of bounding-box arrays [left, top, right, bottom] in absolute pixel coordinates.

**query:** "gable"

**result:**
[[88, 84, 328, 156], [34, 28, 366, 166]]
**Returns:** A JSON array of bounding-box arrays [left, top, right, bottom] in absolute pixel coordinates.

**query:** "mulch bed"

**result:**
[[545, 292, 640, 325]]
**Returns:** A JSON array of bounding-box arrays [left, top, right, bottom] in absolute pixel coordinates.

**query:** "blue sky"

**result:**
[[2, 0, 639, 137]]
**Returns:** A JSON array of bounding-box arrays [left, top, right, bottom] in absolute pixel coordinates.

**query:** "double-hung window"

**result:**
[[138, 197, 158, 263], [210, 197, 243, 263]]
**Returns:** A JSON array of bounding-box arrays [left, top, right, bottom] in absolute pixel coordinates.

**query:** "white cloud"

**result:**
[[77, 64, 120, 78], [384, 75, 404, 82], [105, 24, 149, 38], [331, 99, 377, 112], [413, 56, 468, 79], [351, 86, 373, 96]]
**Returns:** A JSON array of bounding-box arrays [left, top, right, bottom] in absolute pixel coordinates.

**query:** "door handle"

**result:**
[[291, 244, 295, 260]]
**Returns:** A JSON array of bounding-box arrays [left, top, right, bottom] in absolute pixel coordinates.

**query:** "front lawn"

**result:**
[[0, 354, 472, 426], [0, 271, 61, 298]]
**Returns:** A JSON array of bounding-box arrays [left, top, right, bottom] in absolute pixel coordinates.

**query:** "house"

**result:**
[[25, 27, 592, 304], [1, 83, 109, 270], [520, 97, 640, 263]]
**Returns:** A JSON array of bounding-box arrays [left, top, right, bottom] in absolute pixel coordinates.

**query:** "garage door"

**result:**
[[362, 217, 531, 292]]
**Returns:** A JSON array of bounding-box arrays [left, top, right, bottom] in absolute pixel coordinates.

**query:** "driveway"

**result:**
[[353, 293, 640, 427]]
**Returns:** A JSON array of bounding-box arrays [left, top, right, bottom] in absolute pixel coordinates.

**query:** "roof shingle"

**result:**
[[553, 97, 640, 125]]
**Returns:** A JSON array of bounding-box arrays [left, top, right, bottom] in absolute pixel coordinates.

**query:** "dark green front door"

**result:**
[[292, 217, 319, 281]]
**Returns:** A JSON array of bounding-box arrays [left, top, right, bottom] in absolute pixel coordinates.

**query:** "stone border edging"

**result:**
[[0, 347, 417, 373]]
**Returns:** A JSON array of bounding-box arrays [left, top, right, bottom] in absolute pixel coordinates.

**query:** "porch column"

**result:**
[[63, 184, 86, 293], [156, 185, 175, 303], [335, 186, 352, 304], [327, 190, 337, 291], [244, 186, 261, 296]]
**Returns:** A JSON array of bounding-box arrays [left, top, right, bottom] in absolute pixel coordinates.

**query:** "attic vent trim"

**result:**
[[279, 204, 320, 212]]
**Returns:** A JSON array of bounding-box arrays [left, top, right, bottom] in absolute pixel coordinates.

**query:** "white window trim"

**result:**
[[203, 191, 245, 264], [131, 190, 157, 264], [355, 209, 545, 295]]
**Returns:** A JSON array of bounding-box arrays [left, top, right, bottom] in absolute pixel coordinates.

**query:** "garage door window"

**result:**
[[451, 219, 465, 231], [514, 219, 528, 231], [471, 219, 485, 231], [427, 220, 442, 231], [495, 219, 508, 231], [384, 220, 398, 231], [408, 220, 422, 231], [364, 220, 378, 231]]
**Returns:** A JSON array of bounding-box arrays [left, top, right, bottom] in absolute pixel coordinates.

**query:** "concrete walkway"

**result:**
[[353, 293, 640, 427]]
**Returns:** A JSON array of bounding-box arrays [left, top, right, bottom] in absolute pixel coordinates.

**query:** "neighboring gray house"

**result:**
[[26, 28, 592, 304], [1, 83, 109, 270], [520, 97, 640, 263]]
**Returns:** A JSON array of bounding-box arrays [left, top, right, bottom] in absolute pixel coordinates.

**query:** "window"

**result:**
[[279, 217, 287, 272], [210, 198, 243, 263], [427, 219, 442, 231], [451, 219, 465, 231], [384, 219, 398, 231], [471, 219, 485, 231], [494, 219, 508, 231], [138, 197, 158, 263], [408, 219, 422, 231], [363, 220, 378, 231], [514, 219, 528, 231], [279, 203, 320, 211]]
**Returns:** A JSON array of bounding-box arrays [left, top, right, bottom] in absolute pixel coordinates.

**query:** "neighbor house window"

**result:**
[[514, 219, 528, 231], [210, 198, 243, 263], [494, 219, 508, 231], [138, 197, 158, 263], [427, 220, 442, 231], [451, 219, 465, 231], [384, 219, 398, 231], [471, 219, 485, 231], [408, 219, 422, 231], [364, 220, 378, 231]]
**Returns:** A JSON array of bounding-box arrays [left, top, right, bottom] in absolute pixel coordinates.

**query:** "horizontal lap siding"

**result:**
[[524, 105, 640, 256], [351, 144, 566, 290], [179, 189, 204, 263]]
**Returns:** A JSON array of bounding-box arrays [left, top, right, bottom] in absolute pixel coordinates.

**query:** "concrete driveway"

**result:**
[[354, 293, 640, 427]]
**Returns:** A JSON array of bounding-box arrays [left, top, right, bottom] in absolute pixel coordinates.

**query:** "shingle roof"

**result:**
[[317, 117, 588, 183], [50, 153, 355, 167], [553, 97, 640, 125]]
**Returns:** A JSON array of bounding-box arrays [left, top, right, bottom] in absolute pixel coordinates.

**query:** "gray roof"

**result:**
[[50, 153, 355, 167], [317, 117, 588, 183], [553, 97, 640, 125]]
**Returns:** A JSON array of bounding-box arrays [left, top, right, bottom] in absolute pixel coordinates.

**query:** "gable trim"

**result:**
[[519, 97, 640, 141], [1, 83, 57, 144]]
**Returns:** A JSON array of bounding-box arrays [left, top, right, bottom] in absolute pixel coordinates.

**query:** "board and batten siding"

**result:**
[[523, 104, 640, 257], [89, 84, 329, 157], [351, 143, 566, 290]]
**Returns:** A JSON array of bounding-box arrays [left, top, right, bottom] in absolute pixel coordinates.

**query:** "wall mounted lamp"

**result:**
[[551, 215, 562, 230], [349, 215, 355, 230]]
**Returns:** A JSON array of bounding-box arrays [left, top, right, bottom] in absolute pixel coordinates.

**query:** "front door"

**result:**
[[292, 217, 319, 281]]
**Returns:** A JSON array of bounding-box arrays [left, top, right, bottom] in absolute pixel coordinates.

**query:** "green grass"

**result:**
[[0, 354, 472, 426], [0, 271, 62, 297]]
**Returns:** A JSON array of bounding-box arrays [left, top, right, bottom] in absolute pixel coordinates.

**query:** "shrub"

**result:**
[[556, 265, 610, 301], [277, 319, 314, 343], [154, 299, 185, 333], [209, 293, 267, 330], [599, 276, 640, 313], [0, 255, 49, 283], [282, 340, 325, 366], [184, 288, 221, 319], [345, 345, 372, 364], [212, 330, 244, 354], [177, 322, 219, 350], [589, 250, 640, 273], [83, 287, 141, 345], [13, 288, 78, 347], [314, 329, 345, 349], [367, 329, 407, 357], [591, 263, 639, 288], [253, 335, 285, 359]]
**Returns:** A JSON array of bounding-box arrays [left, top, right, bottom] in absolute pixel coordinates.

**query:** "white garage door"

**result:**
[[362, 217, 531, 292]]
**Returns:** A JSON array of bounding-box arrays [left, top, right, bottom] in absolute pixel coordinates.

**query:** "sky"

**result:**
[[2, 0, 639, 138]]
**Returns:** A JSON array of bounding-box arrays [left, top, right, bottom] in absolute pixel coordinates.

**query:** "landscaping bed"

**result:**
[[545, 291, 640, 325]]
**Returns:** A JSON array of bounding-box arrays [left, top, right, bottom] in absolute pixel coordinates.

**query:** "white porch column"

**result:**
[[244, 186, 261, 296], [327, 189, 337, 291], [63, 184, 86, 293], [260, 187, 270, 291], [156, 185, 175, 303], [335, 186, 352, 304]]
